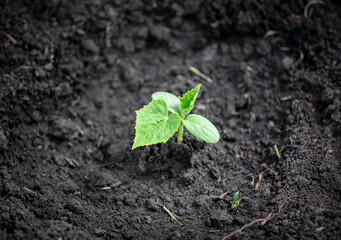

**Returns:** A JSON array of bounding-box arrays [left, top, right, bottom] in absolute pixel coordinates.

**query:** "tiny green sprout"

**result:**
[[163, 206, 183, 226], [263, 30, 278, 38], [250, 176, 255, 186], [274, 145, 281, 159], [189, 66, 213, 83], [230, 191, 240, 210], [132, 83, 220, 149], [220, 199, 224, 203]]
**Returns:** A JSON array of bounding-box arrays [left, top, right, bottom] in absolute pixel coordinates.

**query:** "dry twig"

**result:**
[[210, 191, 229, 200], [22, 187, 46, 200], [254, 171, 265, 192], [220, 193, 293, 240], [254, 168, 278, 192], [5, 33, 17, 44]]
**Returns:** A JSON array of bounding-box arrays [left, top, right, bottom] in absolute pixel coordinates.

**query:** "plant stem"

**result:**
[[177, 121, 184, 142]]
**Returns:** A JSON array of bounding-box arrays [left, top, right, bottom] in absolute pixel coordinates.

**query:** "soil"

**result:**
[[1, 0, 340, 239]]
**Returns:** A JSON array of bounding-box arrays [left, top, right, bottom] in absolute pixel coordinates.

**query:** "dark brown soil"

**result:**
[[1, 1, 340, 239]]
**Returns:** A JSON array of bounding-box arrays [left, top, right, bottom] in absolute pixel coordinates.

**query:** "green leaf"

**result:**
[[132, 99, 181, 149], [233, 191, 239, 201], [183, 114, 219, 144], [152, 92, 180, 114], [178, 83, 201, 117]]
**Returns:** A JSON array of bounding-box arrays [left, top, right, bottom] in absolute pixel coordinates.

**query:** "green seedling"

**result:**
[[163, 206, 183, 226], [304, 0, 324, 19], [230, 191, 240, 210], [274, 145, 281, 159], [280, 47, 304, 65], [250, 176, 255, 186], [189, 66, 213, 83], [132, 83, 220, 149], [263, 30, 278, 38]]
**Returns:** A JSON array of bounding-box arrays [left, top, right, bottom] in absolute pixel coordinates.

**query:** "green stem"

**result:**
[[177, 121, 184, 142]]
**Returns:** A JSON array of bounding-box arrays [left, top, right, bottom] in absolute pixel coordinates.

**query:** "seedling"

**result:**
[[132, 83, 220, 149], [263, 30, 278, 38], [230, 191, 240, 210], [189, 66, 213, 83], [274, 145, 281, 159], [250, 176, 255, 186], [157, 198, 183, 226], [163, 206, 183, 226]]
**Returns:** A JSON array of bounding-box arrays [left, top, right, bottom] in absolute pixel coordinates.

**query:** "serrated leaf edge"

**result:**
[[178, 83, 201, 116], [132, 100, 181, 149]]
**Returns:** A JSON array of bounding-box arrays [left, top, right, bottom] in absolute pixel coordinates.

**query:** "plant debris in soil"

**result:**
[[0, 0, 340, 239]]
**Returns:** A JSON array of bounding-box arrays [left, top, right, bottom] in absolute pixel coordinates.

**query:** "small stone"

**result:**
[[234, 216, 246, 225], [144, 216, 152, 224], [202, 43, 217, 62], [81, 39, 99, 55], [210, 211, 233, 228], [170, 17, 182, 28], [242, 41, 253, 56], [222, 129, 236, 142], [136, 26, 149, 39], [49, 117, 78, 140], [116, 37, 135, 52], [171, 3, 184, 16], [64, 199, 83, 214], [220, 43, 229, 55], [226, 102, 236, 114], [34, 68, 46, 78], [227, 119, 237, 129], [104, 52, 116, 66], [287, 115, 294, 125], [150, 25, 170, 41], [44, 62, 54, 71], [193, 195, 212, 208], [43, 0, 60, 8], [146, 198, 159, 211], [321, 88, 334, 104], [182, 169, 197, 184], [134, 39, 146, 51], [55, 82, 72, 97], [59, 179, 80, 193], [315, 227, 324, 233], [0, 129, 8, 150], [169, 231, 182, 240], [124, 193, 136, 206], [105, 142, 129, 162], [282, 56, 294, 69], [94, 228, 106, 236], [268, 121, 275, 129], [105, 6, 118, 19], [31, 111, 42, 122]]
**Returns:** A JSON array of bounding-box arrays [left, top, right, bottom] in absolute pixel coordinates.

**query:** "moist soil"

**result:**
[[1, 1, 340, 239]]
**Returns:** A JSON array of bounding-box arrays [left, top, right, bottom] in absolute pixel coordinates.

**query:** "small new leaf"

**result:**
[[178, 84, 201, 117], [132, 99, 181, 149], [233, 191, 239, 201], [152, 92, 180, 114], [231, 191, 240, 210]]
